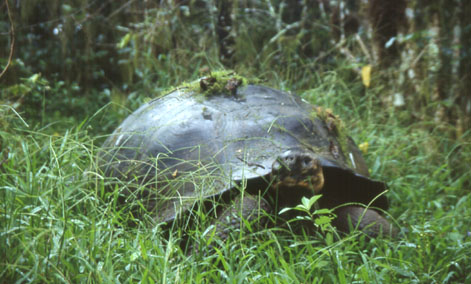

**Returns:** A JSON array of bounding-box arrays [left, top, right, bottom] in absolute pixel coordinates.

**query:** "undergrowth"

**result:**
[[1, 66, 470, 282], [1, 2, 470, 281]]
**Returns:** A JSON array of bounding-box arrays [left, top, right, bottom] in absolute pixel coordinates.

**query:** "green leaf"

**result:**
[[118, 33, 132, 49], [302, 194, 322, 210], [313, 208, 333, 215], [314, 215, 333, 230], [278, 207, 293, 215], [279, 194, 323, 215], [28, 73, 41, 83]]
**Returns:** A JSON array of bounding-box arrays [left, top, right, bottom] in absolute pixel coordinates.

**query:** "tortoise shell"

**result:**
[[100, 84, 387, 222]]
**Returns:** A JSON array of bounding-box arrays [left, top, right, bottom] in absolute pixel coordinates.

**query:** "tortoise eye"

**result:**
[[302, 156, 312, 166]]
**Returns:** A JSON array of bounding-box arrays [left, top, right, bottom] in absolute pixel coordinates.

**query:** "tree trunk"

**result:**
[[216, 0, 235, 66], [458, 0, 471, 133], [368, 0, 406, 66], [434, 0, 459, 128]]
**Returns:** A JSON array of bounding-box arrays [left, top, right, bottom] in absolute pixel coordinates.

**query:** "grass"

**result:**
[[3, 1, 470, 281], [2, 67, 471, 283]]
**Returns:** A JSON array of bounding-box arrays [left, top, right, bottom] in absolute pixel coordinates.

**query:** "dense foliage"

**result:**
[[1, 0, 470, 283]]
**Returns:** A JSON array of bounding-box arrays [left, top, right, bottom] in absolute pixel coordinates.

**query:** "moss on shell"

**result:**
[[312, 106, 351, 166], [147, 70, 261, 102], [180, 70, 259, 96]]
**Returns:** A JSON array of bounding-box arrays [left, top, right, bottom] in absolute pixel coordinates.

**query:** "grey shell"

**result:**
[[100, 85, 387, 222]]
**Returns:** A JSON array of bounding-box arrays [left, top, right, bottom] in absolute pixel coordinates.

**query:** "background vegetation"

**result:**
[[1, 0, 470, 283]]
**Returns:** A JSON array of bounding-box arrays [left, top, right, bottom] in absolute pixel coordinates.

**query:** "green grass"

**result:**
[[2, 69, 471, 283], [3, 1, 470, 282]]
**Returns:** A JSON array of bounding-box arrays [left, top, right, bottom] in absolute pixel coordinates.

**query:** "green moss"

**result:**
[[148, 70, 261, 101], [180, 70, 260, 96], [312, 106, 351, 166]]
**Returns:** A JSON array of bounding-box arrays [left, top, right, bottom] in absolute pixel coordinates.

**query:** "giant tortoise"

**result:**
[[99, 73, 395, 241]]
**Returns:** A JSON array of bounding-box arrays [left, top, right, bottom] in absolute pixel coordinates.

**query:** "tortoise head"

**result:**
[[271, 149, 324, 195]]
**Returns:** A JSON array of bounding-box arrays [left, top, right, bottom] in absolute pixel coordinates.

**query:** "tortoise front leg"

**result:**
[[190, 195, 271, 254], [212, 194, 272, 241]]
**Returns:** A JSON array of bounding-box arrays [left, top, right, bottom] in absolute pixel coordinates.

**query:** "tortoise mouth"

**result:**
[[271, 150, 324, 194], [272, 174, 324, 193]]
